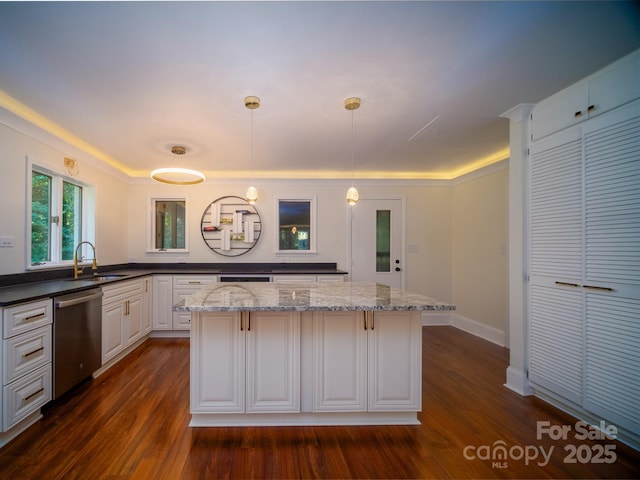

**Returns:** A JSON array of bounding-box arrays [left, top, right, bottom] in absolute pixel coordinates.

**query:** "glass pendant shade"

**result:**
[[246, 185, 259, 204], [346, 186, 359, 205]]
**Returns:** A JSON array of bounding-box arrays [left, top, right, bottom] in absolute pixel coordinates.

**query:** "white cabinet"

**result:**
[[312, 310, 422, 412], [152, 275, 173, 330], [152, 275, 216, 332], [312, 311, 367, 411], [101, 278, 145, 363], [141, 277, 152, 336], [272, 275, 344, 283], [1, 298, 52, 433], [531, 49, 639, 140], [172, 275, 216, 330], [191, 311, 300, 413], [272, 275, 317, 283], [528, 99, 640, 437]]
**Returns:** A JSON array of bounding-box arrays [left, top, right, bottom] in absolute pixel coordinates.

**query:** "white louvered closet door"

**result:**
[[528, 127, 584, 403], [582, 102, 640, 435]]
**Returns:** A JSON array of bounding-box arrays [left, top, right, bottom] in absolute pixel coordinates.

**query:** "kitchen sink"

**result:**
[[70, 274, 128, 282], [92, 274, 127, 281]]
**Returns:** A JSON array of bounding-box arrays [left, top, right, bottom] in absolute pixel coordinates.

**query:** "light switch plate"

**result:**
[[0, 236, 15, 247]]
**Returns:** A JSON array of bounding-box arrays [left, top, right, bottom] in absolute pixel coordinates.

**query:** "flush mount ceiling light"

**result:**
[[345, 97, 361, 205], [245, 96, 260, 204], [150, 145, 205, 185]]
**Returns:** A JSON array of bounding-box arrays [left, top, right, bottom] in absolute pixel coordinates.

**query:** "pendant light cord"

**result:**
[[351, 108, 355, 186], [250, 108, 254, 180]]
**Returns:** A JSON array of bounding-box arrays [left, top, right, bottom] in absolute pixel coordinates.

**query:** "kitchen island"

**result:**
[[176, 281, 455, 427]]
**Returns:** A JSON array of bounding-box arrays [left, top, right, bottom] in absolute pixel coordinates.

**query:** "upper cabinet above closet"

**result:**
[[531, 49, 639, 141]]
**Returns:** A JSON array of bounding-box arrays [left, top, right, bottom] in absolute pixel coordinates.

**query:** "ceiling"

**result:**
[[0, 1, 638, 181]]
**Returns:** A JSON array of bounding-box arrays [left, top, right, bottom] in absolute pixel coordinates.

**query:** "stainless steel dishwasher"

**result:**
[[53, 288, 103, 399]]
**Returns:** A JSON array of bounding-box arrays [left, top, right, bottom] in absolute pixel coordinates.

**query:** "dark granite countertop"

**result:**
[[0, 263, 347, 307]]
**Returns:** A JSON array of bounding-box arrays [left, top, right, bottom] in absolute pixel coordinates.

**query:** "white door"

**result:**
[[350, 198, 403, 288]]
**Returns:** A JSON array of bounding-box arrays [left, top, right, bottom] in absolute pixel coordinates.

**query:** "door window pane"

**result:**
[[31, 172, 52, 263], [376, 210, 391, 272]]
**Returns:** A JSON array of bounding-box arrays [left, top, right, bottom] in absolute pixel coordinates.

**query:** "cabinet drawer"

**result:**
[[3, 298, 52, 339], [3, 325, 52, 385], [102, 279, 144, 304], [173, 275, 216, 287], [316, 275, 345, 283], [2, 364, 51, 431], [272, 275, 316, 283]]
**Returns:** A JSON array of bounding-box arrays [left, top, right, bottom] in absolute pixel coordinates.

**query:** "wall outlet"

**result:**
[[0, 236, 15, 247]]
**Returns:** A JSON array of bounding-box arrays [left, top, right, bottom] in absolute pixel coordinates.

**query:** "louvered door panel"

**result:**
[[530, 131, 583, 281], [584, 294, 640, 435], [584, 113, 640, 290], [529, 285, 583, 404]]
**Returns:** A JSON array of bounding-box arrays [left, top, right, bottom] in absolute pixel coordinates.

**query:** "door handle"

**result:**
[[395, 267, 401, 272]]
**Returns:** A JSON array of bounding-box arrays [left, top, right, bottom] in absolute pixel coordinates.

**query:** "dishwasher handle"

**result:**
[[55, 290, 103, 309]]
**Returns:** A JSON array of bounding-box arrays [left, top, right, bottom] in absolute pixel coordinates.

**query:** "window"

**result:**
[[29, 163, 94, 268], [148, 197, 189, 252], [276, 196, 316, 253]]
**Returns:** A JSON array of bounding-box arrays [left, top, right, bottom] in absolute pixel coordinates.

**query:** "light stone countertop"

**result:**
[[174, 281, 456, 312]]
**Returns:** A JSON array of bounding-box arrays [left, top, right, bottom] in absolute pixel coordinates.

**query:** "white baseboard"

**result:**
[[421, 311, 506, 347], [504, 365, 533, 396]]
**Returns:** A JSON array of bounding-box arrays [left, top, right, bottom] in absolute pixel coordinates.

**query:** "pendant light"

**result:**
[[150, 145, 205, 185], [245, 96, 260, 204], [345, 97, 360, 205]]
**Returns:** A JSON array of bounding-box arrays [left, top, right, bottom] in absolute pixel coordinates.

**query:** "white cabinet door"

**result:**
[[191, 311, 245, 413], [245, 311, 300, 413], [152, 275, 173, 330], [142, 277, 152, 335], [584, 293, 640, 435], [312, 311, 367, 412], [586, 50, 639, 121], [529, 284, 584, 404], [368, 311, 422, 411], [582, 102, 640, 436], [312, 310, 421, 412], [531, 82, 587, 141], [528, 127, 585, 404], [124, 295, 143, 346], [102, 302, 124, 363], [583, 102, 640, 295], [191, 311, 300, 414], [529, 127, 583, 284]]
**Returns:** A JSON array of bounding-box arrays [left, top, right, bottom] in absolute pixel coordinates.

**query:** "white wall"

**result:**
[[0, 123, 130, 273], [451, 162, 509, 340]]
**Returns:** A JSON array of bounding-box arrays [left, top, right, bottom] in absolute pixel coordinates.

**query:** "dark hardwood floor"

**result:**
[[1, 326, 638, 479]]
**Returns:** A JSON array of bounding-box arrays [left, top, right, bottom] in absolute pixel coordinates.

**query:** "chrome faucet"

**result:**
[[74, 241, 98, 279]]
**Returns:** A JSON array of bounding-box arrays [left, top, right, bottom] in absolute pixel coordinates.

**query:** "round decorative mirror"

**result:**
[[200, 196, 262, 257]]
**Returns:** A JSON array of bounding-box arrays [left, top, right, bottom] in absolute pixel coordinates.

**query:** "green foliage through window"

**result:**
[[30, 168, 86, 266], [31, 172, 51, 263]]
